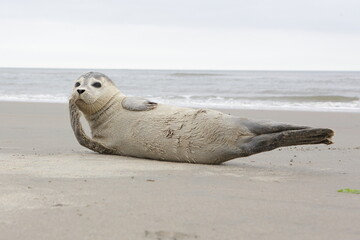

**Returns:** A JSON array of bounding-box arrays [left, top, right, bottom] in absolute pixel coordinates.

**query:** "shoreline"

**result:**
[[1, 99, 360, 113], [1, 101, 360, 240]]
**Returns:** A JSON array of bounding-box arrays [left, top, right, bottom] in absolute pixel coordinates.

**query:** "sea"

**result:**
[[0, 68, 359, 112]]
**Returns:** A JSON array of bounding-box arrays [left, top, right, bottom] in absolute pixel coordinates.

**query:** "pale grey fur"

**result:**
[[69, 72, 334, 164], [79, 72, 116, 85], [122, 97, 157, 111]]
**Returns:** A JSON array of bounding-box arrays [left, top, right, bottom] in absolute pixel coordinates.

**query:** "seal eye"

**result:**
[[75, 82, 80, 87], [92, 82, 102, 88]]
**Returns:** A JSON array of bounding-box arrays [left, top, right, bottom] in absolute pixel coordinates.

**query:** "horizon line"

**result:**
[[0, 66, 359, 72]]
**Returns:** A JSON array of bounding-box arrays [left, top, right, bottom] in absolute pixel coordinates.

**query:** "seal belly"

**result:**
[[105, 105, 249, 163]]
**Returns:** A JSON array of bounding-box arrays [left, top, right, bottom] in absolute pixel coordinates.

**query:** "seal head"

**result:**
[[72, 72, 120, 115]]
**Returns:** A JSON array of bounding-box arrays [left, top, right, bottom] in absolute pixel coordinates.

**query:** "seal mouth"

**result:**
[[75, 98, 97, 106], [75, 98, 86, 105], [73, 92, 98, 105], [74, 96, 108, 115]]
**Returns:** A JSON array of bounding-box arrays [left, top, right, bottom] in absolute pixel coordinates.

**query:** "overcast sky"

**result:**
[[1, 0, 359, 70]]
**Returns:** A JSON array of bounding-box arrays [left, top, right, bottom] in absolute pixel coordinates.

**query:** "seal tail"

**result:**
[[238, 128, 334, 157]]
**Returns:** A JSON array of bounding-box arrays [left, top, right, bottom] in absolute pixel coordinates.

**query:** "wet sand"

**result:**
[[0, 102, 359, 240]]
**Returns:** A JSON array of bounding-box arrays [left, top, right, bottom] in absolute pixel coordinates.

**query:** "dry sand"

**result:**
[[0, 102, 359, 240]]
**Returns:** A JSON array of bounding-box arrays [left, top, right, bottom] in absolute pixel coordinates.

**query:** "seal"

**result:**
[[69, 72, 334, 164]]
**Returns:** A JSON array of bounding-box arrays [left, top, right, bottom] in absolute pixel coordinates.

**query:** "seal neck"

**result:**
[[84, 92, 123, 121]]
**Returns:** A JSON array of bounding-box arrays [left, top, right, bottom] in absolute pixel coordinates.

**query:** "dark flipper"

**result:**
[[69, 98, 115, 154], [238, 118, 310, 135], [237, 128, 334, 157]]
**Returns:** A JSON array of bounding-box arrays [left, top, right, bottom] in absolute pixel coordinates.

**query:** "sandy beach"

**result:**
[[1, 101, 359, 240]]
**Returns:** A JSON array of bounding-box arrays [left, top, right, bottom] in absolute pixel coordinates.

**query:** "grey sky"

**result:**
[[1, 0, 359, 70]]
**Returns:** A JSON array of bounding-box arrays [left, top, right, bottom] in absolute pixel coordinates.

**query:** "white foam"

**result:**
[[150, 97, 360, 112], [0, 94, 68, 103], [1, 94, 359, 112]]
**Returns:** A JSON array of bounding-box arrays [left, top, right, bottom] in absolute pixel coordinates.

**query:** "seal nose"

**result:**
[[77, 89, 85, 94]]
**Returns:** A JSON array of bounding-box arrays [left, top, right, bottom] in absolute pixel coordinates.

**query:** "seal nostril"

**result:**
[[77, 89, 85, 94]]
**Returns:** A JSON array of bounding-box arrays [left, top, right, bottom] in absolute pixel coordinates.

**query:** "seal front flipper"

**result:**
[[121, 97, 157, 111], [69, 98, 115, 154]]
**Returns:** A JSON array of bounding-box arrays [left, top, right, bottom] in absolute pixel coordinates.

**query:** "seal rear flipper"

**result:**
[[237, 118, 311, 135], [69, 98, 115, 154], [237, 128, 334, 157], [122, 97, 157, 111]]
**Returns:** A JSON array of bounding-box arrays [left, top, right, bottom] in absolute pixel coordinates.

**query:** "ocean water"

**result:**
[[0, 68, 359, 112]]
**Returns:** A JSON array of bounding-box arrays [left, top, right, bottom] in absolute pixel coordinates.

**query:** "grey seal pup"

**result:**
[[69, 72, 334, 164]]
